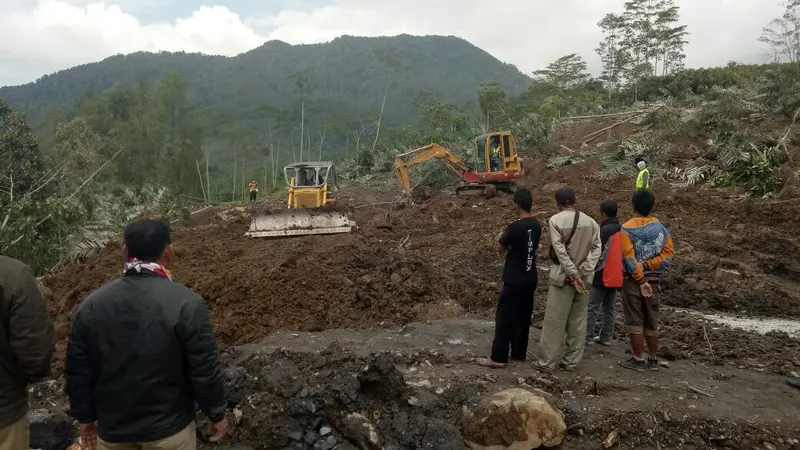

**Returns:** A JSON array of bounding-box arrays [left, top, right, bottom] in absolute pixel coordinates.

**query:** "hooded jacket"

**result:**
[[620, 217, 674, 283], [0, 256, 54, 428]]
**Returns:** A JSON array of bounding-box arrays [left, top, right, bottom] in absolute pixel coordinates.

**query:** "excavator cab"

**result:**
[[245, 161, 355, 237], [475, 131, 522, 176]]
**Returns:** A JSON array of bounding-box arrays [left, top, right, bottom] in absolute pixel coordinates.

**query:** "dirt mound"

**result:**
[[43, 150, 800, 374], [42, 195, 505, 373]]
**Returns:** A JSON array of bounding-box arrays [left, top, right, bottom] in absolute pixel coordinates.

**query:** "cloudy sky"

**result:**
[[0, 0, 784, 87]]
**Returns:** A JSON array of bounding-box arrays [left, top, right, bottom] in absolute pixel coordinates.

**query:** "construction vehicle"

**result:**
[[245, 161, 355, 237], [394, 131, 524, 197]]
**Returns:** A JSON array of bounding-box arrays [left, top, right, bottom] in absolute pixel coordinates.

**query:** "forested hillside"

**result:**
[[0, 34, 530, 125]]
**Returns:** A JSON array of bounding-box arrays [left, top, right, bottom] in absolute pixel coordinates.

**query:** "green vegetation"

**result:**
[[1, 1, 799, 273]]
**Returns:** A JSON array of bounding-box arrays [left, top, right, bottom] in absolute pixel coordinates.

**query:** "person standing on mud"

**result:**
[[65, 219, 228, 449], [0, 256, 54, 450], [249, 180, 258, 203], [585, 200, 622, 346], [636, 160, 651, 190], [618, 190, 673, 372], [477, 188, 542, 368], [536, 186, 601, 372]]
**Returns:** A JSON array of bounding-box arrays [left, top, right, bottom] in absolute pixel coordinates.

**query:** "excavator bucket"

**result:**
[[245, 208, 355, 237]]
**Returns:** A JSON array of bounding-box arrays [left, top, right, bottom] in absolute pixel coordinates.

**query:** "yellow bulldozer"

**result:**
[[245, 161, 355, 237]]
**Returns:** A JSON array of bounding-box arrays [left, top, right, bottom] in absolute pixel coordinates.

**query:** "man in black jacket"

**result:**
[[65, 219, 227, 449], [0, 256, 54, 450], [585, 200, 622, 346]]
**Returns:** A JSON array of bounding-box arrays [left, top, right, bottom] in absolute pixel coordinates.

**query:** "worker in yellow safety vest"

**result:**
[[636, 161, 650, 190], [490, 144, 502, 172]]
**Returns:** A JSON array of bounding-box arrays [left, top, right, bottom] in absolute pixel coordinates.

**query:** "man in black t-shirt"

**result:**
[[477, 188, 542, 368]]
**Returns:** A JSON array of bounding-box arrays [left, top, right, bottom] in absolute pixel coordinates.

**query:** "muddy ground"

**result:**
[[31, 319, 800, 450], [36, 117, 800, 449], [42, 160, 800, 374]]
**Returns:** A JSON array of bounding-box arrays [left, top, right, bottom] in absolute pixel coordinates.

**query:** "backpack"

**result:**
[[602, 232, 624, 288]]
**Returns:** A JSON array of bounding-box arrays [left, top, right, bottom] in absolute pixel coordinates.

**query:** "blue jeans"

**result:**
[[586, 285, 617, 343]]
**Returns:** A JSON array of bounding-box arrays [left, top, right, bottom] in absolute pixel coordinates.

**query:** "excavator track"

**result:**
[[455, 184, 489, 197], [454, 182, 517, 198]]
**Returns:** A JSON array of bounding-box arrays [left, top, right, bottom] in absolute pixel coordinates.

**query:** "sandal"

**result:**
[[476, 357, 506, 368], [531, 360, 555, 373]]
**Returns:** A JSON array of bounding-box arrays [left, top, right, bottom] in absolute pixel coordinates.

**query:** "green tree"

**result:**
[[371, 45, 407, 155], [290, 70, 315, 161], [759, 0, 800, 62], [0, 99, 85, 272], [477, 81, 509, 131], [1, 99, 47, 193], [533, 54, 591, 90], [653, 1, 689, 75], [597, 13, 630, 93], [413, 90, 468, 143]]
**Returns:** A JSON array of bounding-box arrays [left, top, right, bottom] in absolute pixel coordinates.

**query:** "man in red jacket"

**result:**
[[585, 200, 622, 347]]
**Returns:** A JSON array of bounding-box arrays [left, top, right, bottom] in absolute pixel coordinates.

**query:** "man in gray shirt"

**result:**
[[536, 186, 601, 371]]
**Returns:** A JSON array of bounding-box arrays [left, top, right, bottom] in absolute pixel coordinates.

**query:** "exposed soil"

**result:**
[[31, 318, 800, 450], [37, 116, 800, 449]]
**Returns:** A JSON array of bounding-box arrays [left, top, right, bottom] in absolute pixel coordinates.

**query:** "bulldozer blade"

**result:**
[[246, 209, 356, 237]]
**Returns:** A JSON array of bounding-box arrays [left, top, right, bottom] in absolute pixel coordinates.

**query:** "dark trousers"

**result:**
[[491, 282, 536, 363], [249, 191, 257, 202], [586, 285, 618, 343]]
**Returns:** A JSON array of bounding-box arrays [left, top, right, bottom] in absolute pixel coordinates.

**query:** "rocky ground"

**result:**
[[33, 117, 800, 449], [31, 318, 800, 450]]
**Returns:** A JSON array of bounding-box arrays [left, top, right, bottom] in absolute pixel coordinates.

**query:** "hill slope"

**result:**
[[0, 34, 530, 124]]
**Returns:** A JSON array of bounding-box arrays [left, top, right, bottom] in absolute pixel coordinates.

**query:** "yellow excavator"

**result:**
[[245, 161, 355, 237], [394, 131, 525, 196]]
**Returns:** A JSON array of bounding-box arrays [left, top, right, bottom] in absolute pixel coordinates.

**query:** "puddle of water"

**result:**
[[673, 308, 800, 338]]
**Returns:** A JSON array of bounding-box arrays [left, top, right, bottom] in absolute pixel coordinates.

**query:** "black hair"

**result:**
[[124, 219, 171, 261], [554, 185, 576, 206], [513, 188, 533, 212], [632, 190, 655, 216], [600, 200, 618, 218]]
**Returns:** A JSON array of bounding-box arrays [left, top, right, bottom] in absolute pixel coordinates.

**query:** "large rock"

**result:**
[[29, 409, 75, 450], [461, 388, 566, 449], [340, 413, 382, 450]]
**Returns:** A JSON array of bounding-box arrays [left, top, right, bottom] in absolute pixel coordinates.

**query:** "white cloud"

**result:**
[[0, 1, 263, 86], [0, 0, 786, 87]]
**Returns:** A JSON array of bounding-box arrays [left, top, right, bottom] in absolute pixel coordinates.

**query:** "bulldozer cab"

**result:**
[[475, 131, 521, 175], [285, 162, 338, 208]]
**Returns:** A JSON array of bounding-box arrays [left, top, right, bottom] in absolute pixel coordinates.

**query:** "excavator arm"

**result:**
[[394, 143, 471, 194]]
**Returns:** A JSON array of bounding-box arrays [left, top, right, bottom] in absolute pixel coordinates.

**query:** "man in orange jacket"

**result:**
[[248, 181, 258, 203], [618, 190, 673, 372]]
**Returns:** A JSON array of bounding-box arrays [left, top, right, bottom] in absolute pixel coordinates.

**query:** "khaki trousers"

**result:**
[[0, 414, 29, 450], [538, 283, 590, 370], [99, 423, 196, 450]]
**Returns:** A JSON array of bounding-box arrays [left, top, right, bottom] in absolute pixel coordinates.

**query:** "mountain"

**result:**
[[0, 35, 531, 125]]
